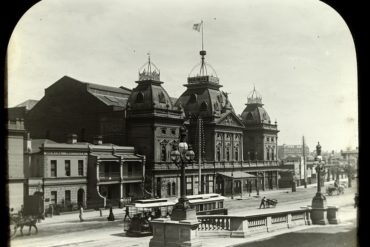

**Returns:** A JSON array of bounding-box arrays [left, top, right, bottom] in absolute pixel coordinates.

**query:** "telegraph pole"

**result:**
[[303, 136, 307, 188]]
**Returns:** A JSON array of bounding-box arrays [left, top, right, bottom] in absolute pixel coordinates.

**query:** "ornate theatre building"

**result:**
[[23, 48, 281, 202]]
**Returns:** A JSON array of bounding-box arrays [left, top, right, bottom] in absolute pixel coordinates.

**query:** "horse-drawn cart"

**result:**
[[10, 194, 45, 239], [266, 199, 278, 208], [326, 185, 344, 196]]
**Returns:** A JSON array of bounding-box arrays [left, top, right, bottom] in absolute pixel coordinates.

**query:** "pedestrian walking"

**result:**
[[259, 196, 266, 209], [124, 206, 131, 221], [107, 206, 115, 221], [79, 204, 84, 222]]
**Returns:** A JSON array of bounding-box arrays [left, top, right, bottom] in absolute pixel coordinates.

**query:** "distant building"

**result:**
[[6, 119, 26, 211], [277, 144, 310, 160]]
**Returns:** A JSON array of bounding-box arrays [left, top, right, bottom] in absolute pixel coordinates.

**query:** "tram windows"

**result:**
[[218, 201, 223, 209]]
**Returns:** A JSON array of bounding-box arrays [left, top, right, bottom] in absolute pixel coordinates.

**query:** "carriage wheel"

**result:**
[[10, 220, 17, 239]]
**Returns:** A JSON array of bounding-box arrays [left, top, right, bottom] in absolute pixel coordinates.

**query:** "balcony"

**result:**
[[99, 172, 121, 180], [153, 160, 279, 171]]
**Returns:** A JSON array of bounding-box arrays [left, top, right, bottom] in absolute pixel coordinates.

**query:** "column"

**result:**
[[275, 170, 279, 189], [96, 162, 100, 182], [120, 162, 124, 180], [262, 172, 266, 191], [240, 179, 243, 198], [120, 184, 124, 199]]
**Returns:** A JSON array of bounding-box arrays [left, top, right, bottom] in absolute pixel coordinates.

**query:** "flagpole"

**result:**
[[201, 20, 204, 51]]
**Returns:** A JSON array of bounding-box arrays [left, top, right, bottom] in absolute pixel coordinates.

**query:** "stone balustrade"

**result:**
[[197, 209, 310, 238]]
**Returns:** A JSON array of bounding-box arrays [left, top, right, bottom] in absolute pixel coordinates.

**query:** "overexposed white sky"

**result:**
[[6, 0, 358, 152]]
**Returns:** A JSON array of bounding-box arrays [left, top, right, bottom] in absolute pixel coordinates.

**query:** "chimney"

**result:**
[[93, 135, 103, 145], [67, 134, 78, 144]]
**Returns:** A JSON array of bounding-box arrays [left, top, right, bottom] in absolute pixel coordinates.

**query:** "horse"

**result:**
[[11, 213, 44, 238], [337, 185, 345, 195]]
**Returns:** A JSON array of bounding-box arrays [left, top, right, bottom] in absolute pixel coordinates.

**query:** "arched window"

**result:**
[[172, 182, 176, 195], [234, 147, 239, 161], [271, 149, 275, 160], [136, 92, 144, 103], [161, 144, 166, 161], [200, 101, 208, 111], [246, 112, 254, 120], [167, 182, 171, 196], [267, 148, 270, 161], [226, 147, 230, 161], [216, 146, 221, 161]]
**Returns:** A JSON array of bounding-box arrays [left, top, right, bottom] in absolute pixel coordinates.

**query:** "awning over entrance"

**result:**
[[217, 171, 256, 179]]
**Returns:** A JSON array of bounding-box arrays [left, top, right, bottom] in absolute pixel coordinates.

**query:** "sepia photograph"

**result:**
[[5, 0, 360, 246]]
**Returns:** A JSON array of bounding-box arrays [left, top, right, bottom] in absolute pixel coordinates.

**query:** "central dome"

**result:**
[[187, 50, 219, 84]]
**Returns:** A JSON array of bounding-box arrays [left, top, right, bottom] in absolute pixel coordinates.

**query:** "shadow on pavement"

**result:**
[[235, 223, 357, 247], [110, 232, 127, 238]]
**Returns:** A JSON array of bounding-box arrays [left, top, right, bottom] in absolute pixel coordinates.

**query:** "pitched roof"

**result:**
[[30, 139, 57, 153], [15, 99, 39, 110]]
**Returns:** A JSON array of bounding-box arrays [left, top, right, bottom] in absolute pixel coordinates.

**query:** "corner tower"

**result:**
[[126, 55, 184, 197], [241, 87, 279, 161]]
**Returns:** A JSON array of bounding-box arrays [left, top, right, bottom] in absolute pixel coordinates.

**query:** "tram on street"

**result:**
[[124, 193, 227, 236], [187, 193, 228, 215]]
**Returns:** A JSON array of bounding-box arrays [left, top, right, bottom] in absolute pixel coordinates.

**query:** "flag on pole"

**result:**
[[193, 22, 202, 32]]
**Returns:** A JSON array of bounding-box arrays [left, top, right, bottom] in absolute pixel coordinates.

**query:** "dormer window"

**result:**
[[158, 92, 166, 103], [189, 94, 197, 103], [200, 101, 208, 111], [246, 112, 254, 120], [136, 92, 144, 103]]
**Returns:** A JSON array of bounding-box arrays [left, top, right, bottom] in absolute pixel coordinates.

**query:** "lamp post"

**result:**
[[149, 126, 201, 247], [311, 142, 328, 225], [170, 126, 196, 221]]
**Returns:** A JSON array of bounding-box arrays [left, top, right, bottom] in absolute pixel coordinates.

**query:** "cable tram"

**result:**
[[124, 194, 227, 236], [124, 198, 176, 236], [187, 193, 228, 215]]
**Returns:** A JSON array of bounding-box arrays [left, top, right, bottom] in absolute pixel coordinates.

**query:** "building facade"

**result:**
[[6, 119, 26, 211], [25, 134, 145, 210], [277, 144, 310, 160]]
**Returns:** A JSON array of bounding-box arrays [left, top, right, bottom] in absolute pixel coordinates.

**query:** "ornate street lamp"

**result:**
[[170, 126, 196, 221], [311, 142, 328, 225]]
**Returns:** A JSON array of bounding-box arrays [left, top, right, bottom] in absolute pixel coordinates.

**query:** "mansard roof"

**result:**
[[175, 87, 234, 119]]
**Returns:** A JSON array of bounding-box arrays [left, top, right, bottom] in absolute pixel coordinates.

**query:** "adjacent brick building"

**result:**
[[25, 134, 145, 210]]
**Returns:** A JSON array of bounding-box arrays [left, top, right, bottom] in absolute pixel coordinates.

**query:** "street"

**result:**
[[10, 180, 358, 247]]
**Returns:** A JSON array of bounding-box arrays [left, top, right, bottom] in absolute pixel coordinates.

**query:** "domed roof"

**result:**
[[127, 56, 175, 111], [241, 87, 271, 124], [175, 89, 234, 118], [241, 105, 271, 124]]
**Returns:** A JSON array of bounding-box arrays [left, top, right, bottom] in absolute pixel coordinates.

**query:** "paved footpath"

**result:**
[[10, 179, 357, 247]]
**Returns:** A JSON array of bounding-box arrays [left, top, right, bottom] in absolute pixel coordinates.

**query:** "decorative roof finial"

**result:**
[[138, 53, 160, 81], [247, 85, 263, 105]]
